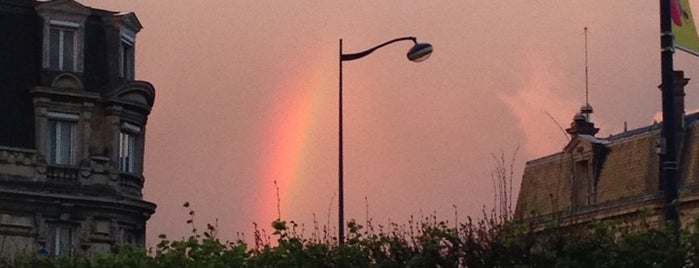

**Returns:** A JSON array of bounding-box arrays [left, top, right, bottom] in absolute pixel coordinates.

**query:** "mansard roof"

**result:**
[[516, 112, 699, 221]]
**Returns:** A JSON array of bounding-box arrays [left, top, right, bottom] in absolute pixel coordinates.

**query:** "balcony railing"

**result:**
[[0, 146, 146, 197], [118, 173, 143, 197], [46, 165, 80, 183], [0, 146, 36, 166]]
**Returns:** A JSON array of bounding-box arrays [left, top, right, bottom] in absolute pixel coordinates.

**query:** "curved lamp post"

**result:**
[[338, 37, 433, 245]]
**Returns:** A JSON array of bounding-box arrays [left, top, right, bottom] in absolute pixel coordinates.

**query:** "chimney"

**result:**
[[658, 70, 689, 132]]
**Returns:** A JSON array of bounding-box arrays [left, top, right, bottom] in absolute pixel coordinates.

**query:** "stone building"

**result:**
[[0, 0, 155, 257], [515, 71, 699, 228]]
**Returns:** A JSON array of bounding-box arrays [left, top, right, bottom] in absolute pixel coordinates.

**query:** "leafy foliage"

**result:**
[[7, 204, 699, 267]]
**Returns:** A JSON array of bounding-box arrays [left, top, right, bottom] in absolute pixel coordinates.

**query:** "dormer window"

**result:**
[[36, 0, 89, 74], [565, 135, 609, 211], [48, 21, 79, 72], [119, 30, 135, 80], [573, 160, 594, 208], [115, 13, 142, 81]]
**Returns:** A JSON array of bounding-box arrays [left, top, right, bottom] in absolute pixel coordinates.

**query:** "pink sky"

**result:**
[[83, 0, 699, 245]]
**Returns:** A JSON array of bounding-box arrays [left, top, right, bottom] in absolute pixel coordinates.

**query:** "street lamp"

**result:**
[[338, 37, 433, 245]]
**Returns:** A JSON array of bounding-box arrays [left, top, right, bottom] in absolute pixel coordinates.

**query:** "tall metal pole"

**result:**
[[660, 0, 680, 230], [338, 39, 345, 245]]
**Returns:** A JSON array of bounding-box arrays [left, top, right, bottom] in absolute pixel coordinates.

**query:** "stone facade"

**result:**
[[0, 0, 155, 258], [515, 71, 699, 229]]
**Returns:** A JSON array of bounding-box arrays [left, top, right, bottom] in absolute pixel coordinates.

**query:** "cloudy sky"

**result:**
[[83, 0, 699, 245]]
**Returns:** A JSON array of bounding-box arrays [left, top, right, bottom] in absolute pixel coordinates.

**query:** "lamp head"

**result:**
[[407, 42, 433, 62]]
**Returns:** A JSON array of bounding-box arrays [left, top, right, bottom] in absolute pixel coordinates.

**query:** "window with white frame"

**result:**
[[47, 112, 78, 165], [48, 21, 79, 72], [50, 225, 75, 256], [119, 122, 140, 173], [120, 30, 135, 80]]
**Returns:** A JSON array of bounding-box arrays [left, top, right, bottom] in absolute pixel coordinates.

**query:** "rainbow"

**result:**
[[253, 47, 334, 229]]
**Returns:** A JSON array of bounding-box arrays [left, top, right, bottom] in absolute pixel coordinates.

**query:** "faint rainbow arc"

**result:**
[[254, 54, 331, 228]]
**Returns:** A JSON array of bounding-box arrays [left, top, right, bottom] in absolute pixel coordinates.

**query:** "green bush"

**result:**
[[7, 206, 699, 267]]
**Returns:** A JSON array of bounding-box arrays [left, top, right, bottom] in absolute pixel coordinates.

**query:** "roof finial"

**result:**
[[565, 27, 599, 137]]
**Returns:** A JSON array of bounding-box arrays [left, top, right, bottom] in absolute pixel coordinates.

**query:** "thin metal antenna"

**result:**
[[584, 27, 589, 106], [581, 27, 593, 122]]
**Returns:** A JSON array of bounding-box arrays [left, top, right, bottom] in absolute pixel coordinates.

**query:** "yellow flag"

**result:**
[[673, 0, 699, 56]]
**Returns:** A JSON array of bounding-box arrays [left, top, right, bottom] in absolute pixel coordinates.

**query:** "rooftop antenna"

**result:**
[[581, 27, 593, 122]]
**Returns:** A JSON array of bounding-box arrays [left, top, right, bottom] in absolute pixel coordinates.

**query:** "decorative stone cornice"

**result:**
[[35, 0, 90, 18], [114, 12, 143, 34], [106, 81, 155, 115], [31, 86, 100, 103]]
